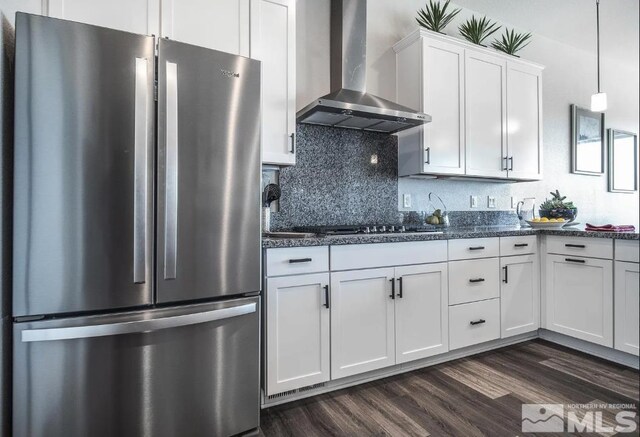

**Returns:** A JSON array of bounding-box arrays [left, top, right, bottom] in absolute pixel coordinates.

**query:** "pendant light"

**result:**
[[590, 0, 607, 112]]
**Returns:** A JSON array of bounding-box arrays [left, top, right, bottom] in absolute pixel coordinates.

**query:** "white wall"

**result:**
[[297, 0, 640, 225]]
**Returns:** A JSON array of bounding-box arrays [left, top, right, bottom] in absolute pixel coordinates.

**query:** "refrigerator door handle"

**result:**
[[21, 302, 257, 343], [164, 61, 179, 280], [133, 57, 150, 284]]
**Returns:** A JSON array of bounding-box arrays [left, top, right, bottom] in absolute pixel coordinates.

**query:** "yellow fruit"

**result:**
[[556, 218, 565, 222], [540, 217, 549, 222], [531, 218, 540, 222]]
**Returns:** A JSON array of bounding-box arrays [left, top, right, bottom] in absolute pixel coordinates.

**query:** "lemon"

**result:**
[[556, 218, 565, 222], [540, 217, 549, 222]]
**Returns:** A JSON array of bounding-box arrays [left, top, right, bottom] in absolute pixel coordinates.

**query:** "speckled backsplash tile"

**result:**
[[269, 124, 400, 230]]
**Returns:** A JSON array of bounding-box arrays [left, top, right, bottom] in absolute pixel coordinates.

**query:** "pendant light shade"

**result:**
[[590, 0, 607, 112]]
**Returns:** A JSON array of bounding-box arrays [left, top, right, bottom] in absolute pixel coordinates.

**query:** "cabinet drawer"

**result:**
[[500, 235, 537, 256], [265, 246, 329, 277], [449, 258, 500, 305], [546, 236, 613, 259], [449, 298, 500, 350], [616, 240, 639, 263], [330, 241, 447, 271], [448, 238, 499, 260]]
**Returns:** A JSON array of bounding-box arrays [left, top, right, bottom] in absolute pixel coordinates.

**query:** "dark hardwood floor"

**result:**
[[260, 340, 640, 436]]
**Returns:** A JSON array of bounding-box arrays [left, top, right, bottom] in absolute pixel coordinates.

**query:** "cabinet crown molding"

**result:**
[[393, 28, 545, 71]]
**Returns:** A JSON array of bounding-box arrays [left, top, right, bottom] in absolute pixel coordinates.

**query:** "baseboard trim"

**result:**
[[261, 332, 537, 408], [538, 329, 640, 370]]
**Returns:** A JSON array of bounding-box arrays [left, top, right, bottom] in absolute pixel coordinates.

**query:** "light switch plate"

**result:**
[[511, 196, 518, 209], [403, 194, 412, 208], [470, 196, 478, 208], [487, 196, 497, 208]]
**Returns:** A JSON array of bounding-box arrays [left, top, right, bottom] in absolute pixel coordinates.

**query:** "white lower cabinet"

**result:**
[[330, 268, 396, 379], [545, 254, 613, 347], [449, 298, 501, 350], [395, 263, 449, 363], [500, 254, 539, 338], [330, 263, 449, 378], [614, 261, 639, 356], [266, 273, 330, 396]]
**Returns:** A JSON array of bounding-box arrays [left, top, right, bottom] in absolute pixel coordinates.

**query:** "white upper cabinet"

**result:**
[[394, 29, 543, 181], [251, 0, 296, 166], [48, 0, 160, 34], [396, 38, 465, 176], [506, 62, 542, 180], [161, 0, 249, 55], [465, 50, 507, 179]]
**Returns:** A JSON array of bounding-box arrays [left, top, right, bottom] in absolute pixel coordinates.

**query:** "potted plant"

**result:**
[[491, 28, 532, 56], [458, 15, 501, 46], [539, 190, 578, 222], [416, 0, 461, 34]]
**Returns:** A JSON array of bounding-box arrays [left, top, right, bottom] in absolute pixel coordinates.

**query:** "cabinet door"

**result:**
[[465, 51, 507, 178], [395, 263, 448, 364], [161, 0, 250, 55], [501, 254, 539, 338], [506, 62, 542, 180], [545, 255, 613, 346], [48, 0, 159, 34], [251, 0, 296, 166], [331, 268, 395, 379], [421, 38, 465, 175], [614, 262, 639, 355], [266, 273, 330, 395]]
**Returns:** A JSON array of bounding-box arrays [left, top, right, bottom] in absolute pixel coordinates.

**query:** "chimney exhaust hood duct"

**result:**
[[296, 0, 431, 134]]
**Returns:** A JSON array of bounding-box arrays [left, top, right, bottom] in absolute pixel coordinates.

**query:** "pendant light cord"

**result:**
[[596, 0, 601, 93]]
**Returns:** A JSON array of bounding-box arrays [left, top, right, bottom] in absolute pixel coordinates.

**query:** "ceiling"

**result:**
[[452, 0, 639, 68]]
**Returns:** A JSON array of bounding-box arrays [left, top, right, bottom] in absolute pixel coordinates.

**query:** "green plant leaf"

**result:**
[[491, 28, 532, 55], [416, 0, 461, 33], [458, 15, 501, 45]]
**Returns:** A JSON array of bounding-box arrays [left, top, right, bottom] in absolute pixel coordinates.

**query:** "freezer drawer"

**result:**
[[13, 297, 260, 437]]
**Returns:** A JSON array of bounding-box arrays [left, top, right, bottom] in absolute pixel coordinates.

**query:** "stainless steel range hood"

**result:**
[[297, 0, 431, 134]]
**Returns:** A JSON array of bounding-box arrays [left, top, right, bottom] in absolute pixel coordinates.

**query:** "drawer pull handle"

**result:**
[[503, 266, 508, 283], [323, 285, 330, 309], [469, 278, 485, 283], [469, 246, 485, 251], [470, 319, 486, 326], [514, 243, 528, 247], [565, 258, 586, 264], [565, 244, 586, 248], [389, 278, 396, 299], [289, 258, 312, 264]]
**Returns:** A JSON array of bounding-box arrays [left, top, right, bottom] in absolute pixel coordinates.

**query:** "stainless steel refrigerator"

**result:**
[[12, 13, 261, 437]]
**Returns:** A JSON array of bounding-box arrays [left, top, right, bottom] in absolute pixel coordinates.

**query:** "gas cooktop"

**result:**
[[292, 225, 442, 236]]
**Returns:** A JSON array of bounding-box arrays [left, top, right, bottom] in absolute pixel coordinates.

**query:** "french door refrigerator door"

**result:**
[[13, 14, 155, 317], [156, 39, 261, 304], [13, 296, 260, 437]]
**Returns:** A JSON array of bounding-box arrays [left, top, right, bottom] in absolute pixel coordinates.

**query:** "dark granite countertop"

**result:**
[[262, 225, 639, 248]]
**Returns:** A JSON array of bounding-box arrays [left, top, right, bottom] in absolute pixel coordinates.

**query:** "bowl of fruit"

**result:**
[[526, 216, 567, 229], [539, 190, 578, 222]]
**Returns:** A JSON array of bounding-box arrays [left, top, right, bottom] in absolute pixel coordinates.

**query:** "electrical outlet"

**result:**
[[403, 194, 412, 208], [511, 196, 518, 209], [487, 196, 497, 208], [470, 196, 478, 208]]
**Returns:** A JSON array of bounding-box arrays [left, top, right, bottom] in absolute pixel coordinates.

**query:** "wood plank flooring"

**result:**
[[260, 340, 640, 436]]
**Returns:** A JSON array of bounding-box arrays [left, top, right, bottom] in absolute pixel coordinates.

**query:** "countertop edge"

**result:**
[[262, 228, 639, 248]]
